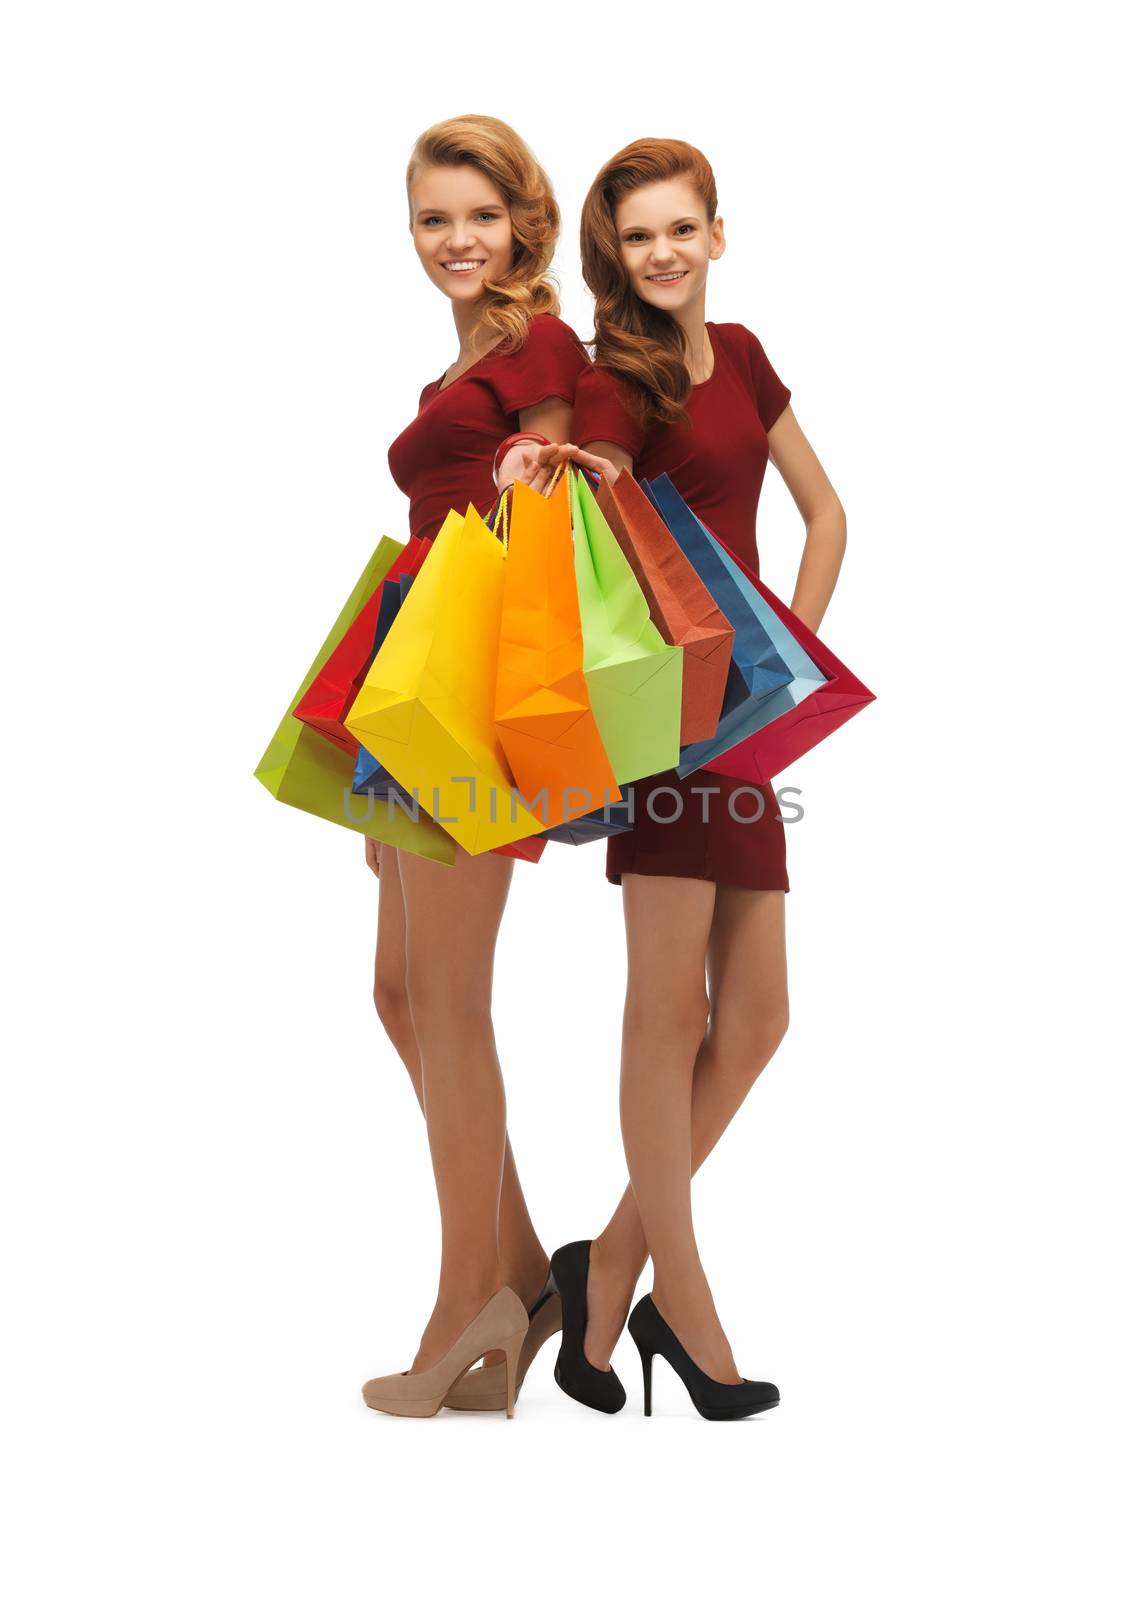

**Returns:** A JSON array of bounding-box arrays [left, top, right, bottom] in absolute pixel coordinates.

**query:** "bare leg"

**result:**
[[395, 844, 536, 1373], [585, 883, 789, 1372], [372, 844, 549, 1313], [616, 874, 745, 1381]]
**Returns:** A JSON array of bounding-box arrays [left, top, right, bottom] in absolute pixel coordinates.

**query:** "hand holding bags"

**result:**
[[345, 506, 549, 856], [253, 534, 455, 865], [494, 473, 621, 829], [595, 471, 734, 744]]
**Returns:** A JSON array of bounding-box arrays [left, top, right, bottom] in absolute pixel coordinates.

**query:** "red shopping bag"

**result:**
[[704, 537, 874, 782], [494, 836, 548, 863], [294, 535, 431, 753]]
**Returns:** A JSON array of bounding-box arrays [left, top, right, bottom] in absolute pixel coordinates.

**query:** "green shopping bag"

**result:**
[[571, 469, 682, 783], [253, 534, 456, 865]]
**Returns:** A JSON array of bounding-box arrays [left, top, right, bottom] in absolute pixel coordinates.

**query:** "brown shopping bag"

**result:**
[[596, 471, 735, 744]]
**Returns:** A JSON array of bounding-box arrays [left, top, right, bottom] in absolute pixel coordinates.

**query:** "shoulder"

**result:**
[[572, 361, 644, 452], [574, 361, 636, 406], [515, 313, 589, 364], [716, 321, 786, 378], [712, 321, 791, 427], [710, 321, 765, 362], [486, 312, 588, 412]]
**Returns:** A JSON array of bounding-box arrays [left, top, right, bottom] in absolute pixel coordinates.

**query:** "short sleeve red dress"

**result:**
[[572, 321, 793, 892], [388, 312, 588, 542]]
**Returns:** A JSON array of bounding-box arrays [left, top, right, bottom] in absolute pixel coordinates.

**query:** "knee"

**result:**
[[624, 985, 710, 1058], [714, 995, 790, 1087], [373, 969, 412, 1038], [404, 964, 491, 1039]]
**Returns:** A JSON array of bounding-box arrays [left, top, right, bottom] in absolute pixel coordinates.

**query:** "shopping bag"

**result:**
[[541, 786, 635, 845], [253, 535, 455, 864], [494, 474, 621, 828], [353, 575, 418, 802], [354, 565, 549, 863], [345, 506, 549, 856], [293, 534, 431, 753], [595, 471, 734, 744], [641, 474, 797, 778], [702, 537, 875, 782], [570, 469, 683, 784]]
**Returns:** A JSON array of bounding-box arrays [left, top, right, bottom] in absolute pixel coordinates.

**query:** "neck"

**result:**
[[668, 295, 710, 379], [452, 296, 490, 359]]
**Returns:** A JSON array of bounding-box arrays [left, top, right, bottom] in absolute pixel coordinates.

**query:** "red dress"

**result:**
[[572, 321, 793, 892], [388, 313, 588, 543]]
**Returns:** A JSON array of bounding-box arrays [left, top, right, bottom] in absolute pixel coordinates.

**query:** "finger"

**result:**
[[566, 445, 608, 472]]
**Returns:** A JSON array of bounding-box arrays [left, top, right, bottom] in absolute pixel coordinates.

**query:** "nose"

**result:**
[[648, 237, 676, 265], [446, 223, 477, 253]]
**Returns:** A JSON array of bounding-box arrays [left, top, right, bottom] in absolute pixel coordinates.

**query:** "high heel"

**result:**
[[639, 1343, 654, 1417], [362, 1286, 528, 1418], [627, 1295, 780, 1422], [443, 1271, 563, 1411], [549, 1240, 626, 1414]]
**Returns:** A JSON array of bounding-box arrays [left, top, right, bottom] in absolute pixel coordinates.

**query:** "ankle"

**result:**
[[501, 1251, 551, 1310], [434, 1274, 504, 1317], [590, 1234, 644, 1302]]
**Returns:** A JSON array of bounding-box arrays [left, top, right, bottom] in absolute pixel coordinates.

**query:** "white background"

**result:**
[[3, 2, 1136, 1595]]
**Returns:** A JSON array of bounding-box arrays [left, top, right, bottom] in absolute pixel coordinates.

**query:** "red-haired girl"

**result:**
[[551, 138, 848, 1419]]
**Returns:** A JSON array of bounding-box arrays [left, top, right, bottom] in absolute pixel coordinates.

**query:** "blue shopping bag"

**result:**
[[541, 785, 635, 845], [642, 474, 798, 778], [353, 573, 419, 803]]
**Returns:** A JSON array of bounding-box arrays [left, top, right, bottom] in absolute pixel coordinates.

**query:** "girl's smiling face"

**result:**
[[614, 177, 724, 312], [409, 163, 515, 303]]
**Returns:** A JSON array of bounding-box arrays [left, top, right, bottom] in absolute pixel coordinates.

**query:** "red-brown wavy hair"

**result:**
[[406, 115, 561, 354], [580, 139, 718, 428]]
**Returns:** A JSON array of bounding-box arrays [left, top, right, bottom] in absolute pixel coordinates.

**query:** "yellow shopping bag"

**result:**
[[345, 506, 548, 856], [494, 474, 621, 829]]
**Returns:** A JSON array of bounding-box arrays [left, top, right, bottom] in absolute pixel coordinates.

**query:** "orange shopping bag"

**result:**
[[494, 473, 621, 830]]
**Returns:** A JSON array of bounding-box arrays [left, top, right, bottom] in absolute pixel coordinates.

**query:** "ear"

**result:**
[[709, 215, 726, 261]]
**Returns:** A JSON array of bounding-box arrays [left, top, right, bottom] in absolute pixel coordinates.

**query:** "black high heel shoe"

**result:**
[[549, 1240, 626, 1414], [628, 1295, 780, 1421]]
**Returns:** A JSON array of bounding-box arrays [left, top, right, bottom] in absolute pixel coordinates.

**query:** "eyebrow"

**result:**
[[621, 215, 702, 231], [414, 204, 505, 219]]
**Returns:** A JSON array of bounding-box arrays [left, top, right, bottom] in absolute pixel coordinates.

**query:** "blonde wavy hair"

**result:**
[[406, 115, 561, 353]]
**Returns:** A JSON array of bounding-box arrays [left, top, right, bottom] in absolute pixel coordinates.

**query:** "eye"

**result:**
[[624, 231, 649, 244], [422, 215, 445, 227], [676, 224, 696, 236], [475, 211, 499, 223]]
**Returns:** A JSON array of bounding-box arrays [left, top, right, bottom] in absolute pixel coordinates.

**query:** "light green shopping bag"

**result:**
[[253, 534, 456, 865], [571, 469, 682, 782]]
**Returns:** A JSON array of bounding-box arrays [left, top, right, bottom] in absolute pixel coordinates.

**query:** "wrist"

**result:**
[[493, 431, 550, 489]]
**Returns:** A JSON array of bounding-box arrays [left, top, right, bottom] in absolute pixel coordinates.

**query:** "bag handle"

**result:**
[[491, 488, 510, 551], [541, 459, 569, 499]]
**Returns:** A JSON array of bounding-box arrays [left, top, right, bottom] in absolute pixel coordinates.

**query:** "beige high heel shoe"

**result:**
[[444, 1274, 562, 1412], [362, 1287, 529, 1418]]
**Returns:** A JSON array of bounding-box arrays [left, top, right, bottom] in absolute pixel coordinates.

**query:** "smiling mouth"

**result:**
[[443, 260, 487, 273], [646, 269, 688, 284]]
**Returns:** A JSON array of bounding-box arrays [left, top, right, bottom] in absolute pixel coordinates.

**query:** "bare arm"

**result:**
[[573, 441, 633, 482], [767, 406, 847, 633]]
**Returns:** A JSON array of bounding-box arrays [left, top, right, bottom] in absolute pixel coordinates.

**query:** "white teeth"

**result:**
[[443, 261, 485, 272], [649, 271, 686, 282]]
